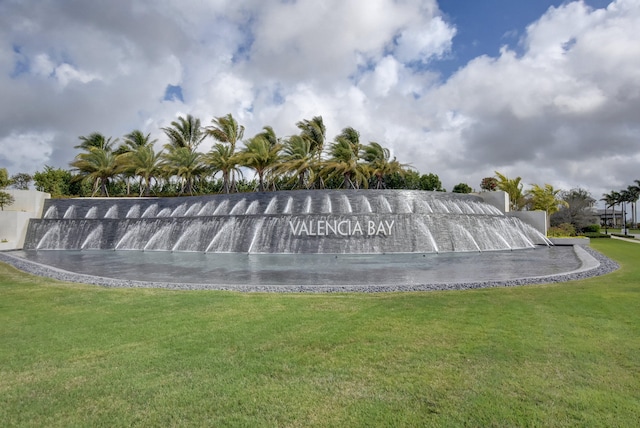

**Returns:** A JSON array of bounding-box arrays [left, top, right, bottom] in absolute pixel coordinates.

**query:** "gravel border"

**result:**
[[0, 246, 619, 293]]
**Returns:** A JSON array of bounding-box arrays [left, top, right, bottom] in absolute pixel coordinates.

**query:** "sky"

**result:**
[[0, 0, 638, 201]]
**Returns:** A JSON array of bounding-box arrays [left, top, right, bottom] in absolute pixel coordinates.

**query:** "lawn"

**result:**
[[1, 239, 639, 427]]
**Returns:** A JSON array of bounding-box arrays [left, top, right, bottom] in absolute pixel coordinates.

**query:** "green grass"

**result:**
[[1, 239, 640, 427], [605, 227, 639, 234]]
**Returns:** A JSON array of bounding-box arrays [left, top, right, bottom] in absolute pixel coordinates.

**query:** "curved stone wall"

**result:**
[[24, 190, 550, 254]]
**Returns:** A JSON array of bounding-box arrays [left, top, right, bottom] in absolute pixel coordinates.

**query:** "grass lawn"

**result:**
[[1, 239, 639, 427], [604, 227, 639, 234]]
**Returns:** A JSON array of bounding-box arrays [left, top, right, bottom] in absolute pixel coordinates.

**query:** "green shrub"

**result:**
[[548, 223, 576, 237], [581, 232, 611, 239], [581, 224, 601, 233]]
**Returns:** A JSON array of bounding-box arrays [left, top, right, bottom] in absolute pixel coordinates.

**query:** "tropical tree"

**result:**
[[601, 191, 619, 232], [238, 135, 282, 192], [495, 171, 525, 211], [419, 173, 445, 191], [9, 172, 32, 190], [625, 183, 640, 226], [526, 184, 568, 220], [0, 191, 14, 210], [480, 177, 498, 191], [276, 135, 316, 189], [296, 116, 326, 160], [452, 183, 473, 193], [0, 168, 14, 210], [69, 145, 121, 196], [161, 147, 206, 195], [33, 166, 75, 197], [74, 132, 117, 151], [161, 114, 205, 152], [550, 188, 598, 232], [0, 168, 11, 189], [361, 142, 407, 189], [117, 130, 156, 153], [619, 188, 636, 234], [206, 113, 245, 152], [257, 126, 279, 148], [119, 145, 163, 196], [603, 190, 622, 229], [296, 116, 326, 188], [322, 127, 369, 189], [116, 130, 158, 194], [204, 143, 243, 194]]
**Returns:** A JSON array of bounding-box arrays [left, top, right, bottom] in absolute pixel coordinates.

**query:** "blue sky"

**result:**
[[0, 0, 639, 199], [436, 0, 613, 77]]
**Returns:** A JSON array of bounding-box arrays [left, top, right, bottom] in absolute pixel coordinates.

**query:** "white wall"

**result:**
[[509, 211, 548, 236], [476, 191, 509, 213], [0, 189, 50, 250], [476, 191, 548, 235]]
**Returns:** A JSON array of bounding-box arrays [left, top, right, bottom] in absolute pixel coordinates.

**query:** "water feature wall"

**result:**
[[23, 190, 550, 254]]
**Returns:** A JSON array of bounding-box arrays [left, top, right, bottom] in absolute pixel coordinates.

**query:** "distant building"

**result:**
[[597, 208, 624, 227]]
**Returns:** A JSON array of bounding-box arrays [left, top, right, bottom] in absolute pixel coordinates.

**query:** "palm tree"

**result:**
[[322, 127, 369, 189], [70, 146, 121, 196], [238, 135, 282, 192], [627, 182, 640, 227], [257, 126, 279, 148], [276, 135, 316, 189], [608, 190, 622, 228], [361, 142, 408, 189], [75, 132, 117, 151], [204, 143, 243, 194], [119, 145, 163, 196], [161, 147, 206, 195], [296, 116, 326, 188], [116, 130, 158, 194], [526, 183, 568, 224], [116, 130, 156, 153], [601, 192, 619, 233], [206, 113, 245, 152], [296, 116, 326, 159], [495, 171, 525, 211], [620, 189, 636, 235], [161, 114, 205, 152]]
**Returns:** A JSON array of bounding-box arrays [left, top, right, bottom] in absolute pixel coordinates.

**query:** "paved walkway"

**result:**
[[609, 234, 640, 244]]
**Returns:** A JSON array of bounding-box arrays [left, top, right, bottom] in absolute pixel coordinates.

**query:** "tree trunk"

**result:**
[[258, 171, 264, 192]]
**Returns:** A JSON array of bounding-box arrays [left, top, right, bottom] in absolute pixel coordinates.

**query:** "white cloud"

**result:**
[[421, 0, 640, 195], [0, 132, 55, 173], [395, 16, 456, 63], [0, 0, 638, 202]]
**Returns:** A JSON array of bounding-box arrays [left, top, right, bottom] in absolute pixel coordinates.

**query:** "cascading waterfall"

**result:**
[[246, 200, 260, 215], [304, 196, 312, 214], [184, 202, 202, 217], [23, 190, 551, 254], [283, 197, 293, 214], [213, 200, 229, 215], [63, 206, 76, 219], [360, 195, 372, 213], [44, 206, 58, 219], [104, 205, 118, 219], [81, 225, 103, 249], [157, 208, 172, 217], [264, 197, 278, 214], [85, 206, 98, 218], [171, 203, 187, 217], [197, 201, 215, 216], [141, 204, 158, 218], [229, 199, 246, 215], [126, 205, 141, 218]]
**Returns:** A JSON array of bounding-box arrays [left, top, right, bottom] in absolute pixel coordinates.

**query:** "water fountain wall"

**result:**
[[23, 190, 550, 254]]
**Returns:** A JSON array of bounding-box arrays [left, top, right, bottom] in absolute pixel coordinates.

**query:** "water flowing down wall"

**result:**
[[24, 190, 550, 254]]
